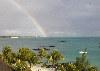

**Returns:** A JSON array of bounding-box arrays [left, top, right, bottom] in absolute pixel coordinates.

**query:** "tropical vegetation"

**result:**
[[0, 46, 98, 71]]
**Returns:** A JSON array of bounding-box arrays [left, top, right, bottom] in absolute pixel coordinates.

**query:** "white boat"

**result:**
[[79, 51, 87, 54], [10, 36, 19, 39]]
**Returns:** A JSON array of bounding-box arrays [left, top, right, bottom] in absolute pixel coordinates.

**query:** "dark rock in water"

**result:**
[[60, 40, 66, 42], [49, 46, 56, 47], [40, 45, 56, 48], [32, 48, 40, 51]]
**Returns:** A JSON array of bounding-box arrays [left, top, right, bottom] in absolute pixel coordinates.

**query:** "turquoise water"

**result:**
[[0, 37, 100, 68]]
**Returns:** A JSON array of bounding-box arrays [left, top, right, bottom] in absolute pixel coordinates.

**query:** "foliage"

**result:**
[[2, 46, 15, 64], [17, 48, 39, 68], [2, 46, 12, 60], [12, 61, 27, 71], [27, 51, 39, 67], [47, 50, 64, 67], [55, 49, 98, 71], [17, 48, 31, 61], [38, 48, 48, 58], [1, 46, 32, 71], [0, 46, 98, 71]]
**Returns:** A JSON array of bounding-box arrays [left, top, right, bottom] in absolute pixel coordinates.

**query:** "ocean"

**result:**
[[0, 37, 100, 69]]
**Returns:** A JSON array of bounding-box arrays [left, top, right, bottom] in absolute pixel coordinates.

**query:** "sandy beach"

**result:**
[[31, 65, 55, 71]]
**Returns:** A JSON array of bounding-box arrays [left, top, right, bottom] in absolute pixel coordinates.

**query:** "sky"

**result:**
[[0, 0, 100, 37]]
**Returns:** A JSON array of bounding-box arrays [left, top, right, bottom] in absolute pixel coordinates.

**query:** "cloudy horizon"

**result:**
[[0, 0, 100, 37]]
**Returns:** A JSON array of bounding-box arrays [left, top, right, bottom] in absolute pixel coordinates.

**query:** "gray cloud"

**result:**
[[0, 0, 100, 37], [0, 0, 42, 36]]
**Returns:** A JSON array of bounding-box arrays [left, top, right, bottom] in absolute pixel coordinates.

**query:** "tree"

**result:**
[[47, 50, 64, 67], [13, 60, 30, 71], [38, 48, 48, 63], [17, 48, 39, 68], [9, 52, 17, 64], [2, 46, 12, 64], [2, 46, 12, 58], [27, 51, 39, 68], [38, 48, 48, 58], [17, 48, 30, 61]]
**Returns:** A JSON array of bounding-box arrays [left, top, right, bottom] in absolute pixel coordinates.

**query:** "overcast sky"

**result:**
[[0, 0, 100, 37]]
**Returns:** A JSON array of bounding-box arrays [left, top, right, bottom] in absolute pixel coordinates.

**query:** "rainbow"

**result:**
[[9, 0, 47, 37]]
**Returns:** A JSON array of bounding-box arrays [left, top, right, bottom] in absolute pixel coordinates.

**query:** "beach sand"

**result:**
[[31, 65, 55, 71]]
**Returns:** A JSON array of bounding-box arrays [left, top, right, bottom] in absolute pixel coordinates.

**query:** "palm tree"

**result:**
[[9, 52, 17, 64], [38, 48, 48, 58], [2, 46, 12, 64], [17, 48, 39, 68], [47, 50, 64, 68], [2, 46, 12, 58], [27, 50, 39, 68], [38, 48, 48, 63], [74, 48, 89, 71], [17, 48, 30, 61], [13, 60, 28, 71]]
